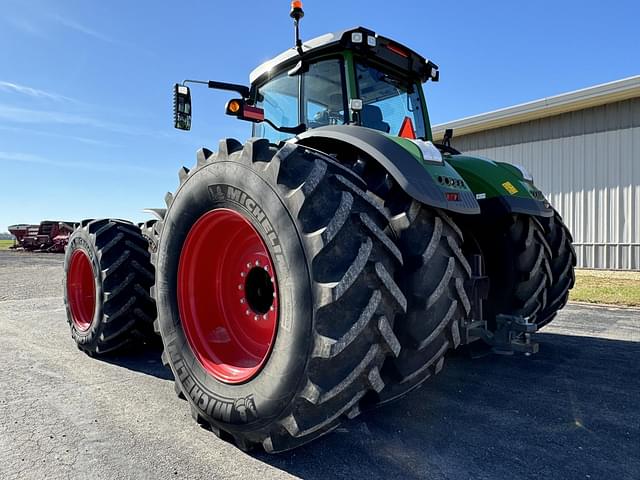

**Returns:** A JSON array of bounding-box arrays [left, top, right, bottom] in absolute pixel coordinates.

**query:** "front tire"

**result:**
[[152, 139, 406, 452]]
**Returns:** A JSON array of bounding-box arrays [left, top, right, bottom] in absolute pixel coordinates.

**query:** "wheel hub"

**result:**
[[177, 208, 278, 384], [66, 249, 96, 331]]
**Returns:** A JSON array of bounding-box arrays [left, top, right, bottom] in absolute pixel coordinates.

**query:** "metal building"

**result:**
[[433, 76, 640, 270]]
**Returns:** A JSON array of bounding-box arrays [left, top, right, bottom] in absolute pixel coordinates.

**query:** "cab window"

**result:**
[[303, 59, 347, 128], [253, 58, 347, 143], [355, 61, 426, 138], [254, 72, 299, 144]]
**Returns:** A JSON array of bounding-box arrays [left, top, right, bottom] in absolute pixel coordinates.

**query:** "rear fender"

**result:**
[[293, 125, 480, 214]]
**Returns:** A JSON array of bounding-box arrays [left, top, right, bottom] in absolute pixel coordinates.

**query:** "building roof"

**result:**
[[432, 75, 640, 140]]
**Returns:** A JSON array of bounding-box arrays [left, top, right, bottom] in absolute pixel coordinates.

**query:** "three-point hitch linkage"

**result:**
[[462, 254, 539, 356]]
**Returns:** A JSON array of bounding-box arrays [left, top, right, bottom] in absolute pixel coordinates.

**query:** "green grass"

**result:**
[[570, 270, 640, 307], [0, 239, 15, 251]]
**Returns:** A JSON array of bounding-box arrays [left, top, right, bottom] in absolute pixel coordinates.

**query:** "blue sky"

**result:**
[[1, 0, 638, 232]]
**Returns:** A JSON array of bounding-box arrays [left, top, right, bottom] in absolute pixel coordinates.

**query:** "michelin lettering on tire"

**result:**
[[209, 184, 288, 275]]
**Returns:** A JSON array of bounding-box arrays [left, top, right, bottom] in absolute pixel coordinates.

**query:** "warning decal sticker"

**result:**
[[502, 181, 519, 195]]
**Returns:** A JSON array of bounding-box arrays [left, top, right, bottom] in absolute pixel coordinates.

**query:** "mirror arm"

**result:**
[[183, 79, 250, 98], [262, 118, 307, 135]]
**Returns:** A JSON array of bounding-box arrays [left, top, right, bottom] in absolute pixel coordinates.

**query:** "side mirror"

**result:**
[[173, 84, 192, 130]]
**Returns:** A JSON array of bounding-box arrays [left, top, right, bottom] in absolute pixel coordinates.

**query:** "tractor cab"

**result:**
[[246, 27, 439, 144], [173, 21, 440, 145]]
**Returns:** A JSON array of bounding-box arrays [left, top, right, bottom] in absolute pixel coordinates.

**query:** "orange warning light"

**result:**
[[228, 100, 241, 114]]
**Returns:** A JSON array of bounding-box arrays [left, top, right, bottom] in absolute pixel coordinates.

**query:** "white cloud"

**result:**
[[0, 104, 102, 126], [5, 16, 47, 38], [0, 81, 77, 103], [49, 13, 115, 44], [0, 151, 160, 175], [48, 13, 155, 57], [0, 125, 118, 147], [0, 104, 170, 139]]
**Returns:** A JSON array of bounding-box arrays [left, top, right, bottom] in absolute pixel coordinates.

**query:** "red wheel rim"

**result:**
[[178, 209, 279, 384], [67, 250, 96, 331]]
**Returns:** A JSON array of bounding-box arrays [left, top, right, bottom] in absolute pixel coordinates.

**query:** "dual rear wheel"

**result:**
[[471, 212, 575, 329], [63, 140, 574, 453], [64, 219, 156, 354]]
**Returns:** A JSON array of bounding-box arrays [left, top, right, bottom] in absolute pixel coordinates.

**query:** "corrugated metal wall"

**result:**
[[449, 97, 640, 270]]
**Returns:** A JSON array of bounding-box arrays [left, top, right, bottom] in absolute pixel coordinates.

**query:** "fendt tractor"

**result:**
[[63, 3, 575, 453]]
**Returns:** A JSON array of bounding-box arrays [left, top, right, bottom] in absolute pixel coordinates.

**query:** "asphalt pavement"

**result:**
[[0, 251, 638, 479]]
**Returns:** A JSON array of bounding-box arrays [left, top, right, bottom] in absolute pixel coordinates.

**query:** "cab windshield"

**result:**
[[252, 58, 427, 143], [355, 61, 426, 139]]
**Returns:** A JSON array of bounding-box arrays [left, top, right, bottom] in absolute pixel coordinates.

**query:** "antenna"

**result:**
[[290, 1, 304, 56]]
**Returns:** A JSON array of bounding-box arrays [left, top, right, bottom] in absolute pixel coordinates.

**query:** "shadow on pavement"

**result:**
[[95, 331, 639, 479], [254, 332, 640, 480], [97, 341, 174, 381]]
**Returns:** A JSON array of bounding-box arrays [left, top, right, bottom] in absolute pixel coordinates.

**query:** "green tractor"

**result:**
[[63, 3, 575, 453]]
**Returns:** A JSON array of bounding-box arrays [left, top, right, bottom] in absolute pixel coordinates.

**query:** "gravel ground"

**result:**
[[0, 251, 638, 480]]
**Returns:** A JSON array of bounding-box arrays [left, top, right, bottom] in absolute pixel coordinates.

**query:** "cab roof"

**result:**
[[249, 27, 439, 86]]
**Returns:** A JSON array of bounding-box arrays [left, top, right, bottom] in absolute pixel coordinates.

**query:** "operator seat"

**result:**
[[310, 93, 345, 128], [361, 104, 390, 133]]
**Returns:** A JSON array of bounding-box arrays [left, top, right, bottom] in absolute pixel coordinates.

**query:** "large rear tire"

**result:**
[[537, 210, 576, 327], [152, 140, 406, 452], [64, 219, 156, 354], [376, 199, 471, 404], [293, 144, 473, 406]]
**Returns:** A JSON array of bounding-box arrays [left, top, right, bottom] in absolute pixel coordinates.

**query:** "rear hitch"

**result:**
[[460, 254, 490, 345], [469, 315, 539, 356], [461, 254, 539, 356]]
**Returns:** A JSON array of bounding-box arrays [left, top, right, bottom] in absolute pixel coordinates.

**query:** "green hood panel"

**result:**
[[445, 153, 552, 217], [445, 154, 543, 201]]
